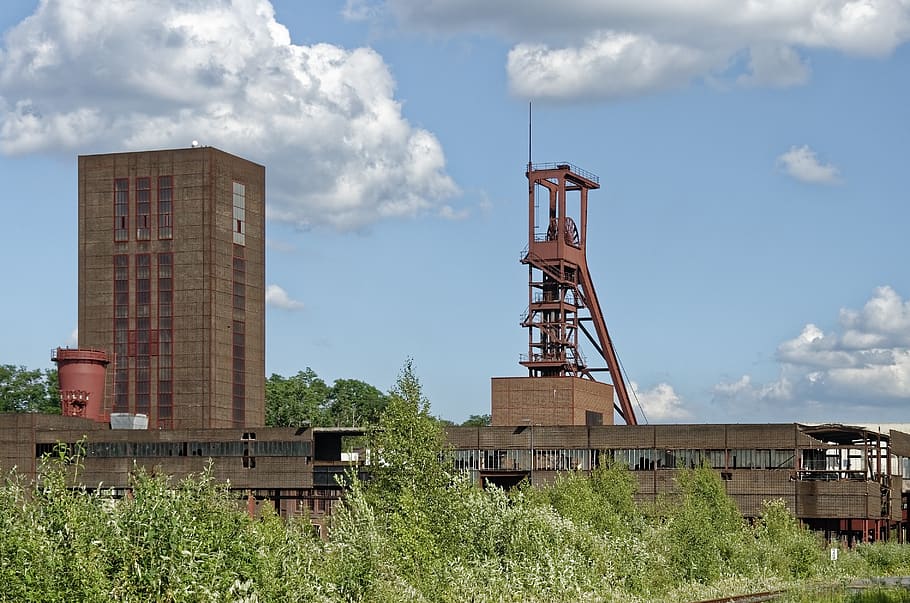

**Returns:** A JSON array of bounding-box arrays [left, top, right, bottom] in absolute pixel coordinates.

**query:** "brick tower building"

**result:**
[[77, 147, 265, 428]]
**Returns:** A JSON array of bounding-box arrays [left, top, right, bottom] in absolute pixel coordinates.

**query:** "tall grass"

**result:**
[[2, 369, 909, 601]]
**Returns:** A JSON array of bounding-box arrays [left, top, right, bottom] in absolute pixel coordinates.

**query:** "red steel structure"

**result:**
[[52, 347, 110, 423], [520, 163, 638, 425]]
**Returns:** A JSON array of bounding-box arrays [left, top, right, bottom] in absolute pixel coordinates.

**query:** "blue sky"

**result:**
[[1, 0, 910, 424]]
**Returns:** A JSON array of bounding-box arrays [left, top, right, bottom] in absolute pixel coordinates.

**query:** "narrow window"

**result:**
[[232, 319, 245, 425], [158, 176, 173, 239], [113, 254, 130, 412], [134, 254, 151, 414], [232, 257, 245, 311], [157, 253, 174, 427], [232, 181, 245, 245], [136, 177, 150, 240], [114, 179, 129, 241]]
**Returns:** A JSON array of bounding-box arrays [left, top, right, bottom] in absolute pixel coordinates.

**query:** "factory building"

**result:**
[[0, 148, 906, 544], [76, 147, 265, 428]]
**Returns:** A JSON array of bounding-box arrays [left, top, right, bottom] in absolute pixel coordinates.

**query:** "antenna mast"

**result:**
[[527, 101, 532, 172]]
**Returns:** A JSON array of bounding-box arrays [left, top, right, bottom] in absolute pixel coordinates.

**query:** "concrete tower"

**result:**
[[78, 147, 265, 428]]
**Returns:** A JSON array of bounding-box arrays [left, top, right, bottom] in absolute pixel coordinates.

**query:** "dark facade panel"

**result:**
[[479, 426, 532, 449], [445, 427, 480, 448], [654, 424, 725, 449], [890, 430, 910, 458], [533, 426, 589, 449], [726, 424, 797, 449], [589, 425, 655, 449]]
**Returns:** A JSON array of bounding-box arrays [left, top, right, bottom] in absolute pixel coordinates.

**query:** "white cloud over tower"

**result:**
[[0, 0, 458, 230]]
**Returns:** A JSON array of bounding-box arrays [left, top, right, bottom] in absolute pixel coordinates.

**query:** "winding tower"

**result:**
[[516, 162, 637, 425]]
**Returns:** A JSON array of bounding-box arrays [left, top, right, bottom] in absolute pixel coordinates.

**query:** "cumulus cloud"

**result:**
[[265, 284, 305, 310], [438, 204, 469, 220], [508, 32, 710, 101], [0, 0, 458, 230], [713, 286, 910, 420], [67, 327, 78, 347], [342, 0, 382, 21], [777, 145, 841, 184], [738, 45, 811, 88], [631, 381, 691, 422], [367, 0, 910, 101]]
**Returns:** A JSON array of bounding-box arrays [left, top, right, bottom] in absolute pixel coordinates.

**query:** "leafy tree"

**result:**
[[365, 358, 448, 504], [0, 365, 60, 414], [325, 378, 388, 427], [667, 464, 749, 583], [461, 413, 491, 427], [264, 368, 330, 427], [266, 369, 389, 428]]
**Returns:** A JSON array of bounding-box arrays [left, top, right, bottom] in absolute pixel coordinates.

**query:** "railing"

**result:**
[[528, 162, 599, 185]]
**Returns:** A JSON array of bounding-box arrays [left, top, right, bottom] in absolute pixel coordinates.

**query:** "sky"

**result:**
[[1, 0, 909, 425]]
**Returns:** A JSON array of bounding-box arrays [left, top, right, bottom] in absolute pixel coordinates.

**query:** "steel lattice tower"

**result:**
[[520, 163, 638, 425]]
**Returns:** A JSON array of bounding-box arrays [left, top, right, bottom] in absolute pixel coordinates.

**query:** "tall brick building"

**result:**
[[77, 147, 265, 428]]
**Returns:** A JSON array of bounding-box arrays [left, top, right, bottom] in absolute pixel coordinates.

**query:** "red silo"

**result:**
[[51, 348, 110, 423]]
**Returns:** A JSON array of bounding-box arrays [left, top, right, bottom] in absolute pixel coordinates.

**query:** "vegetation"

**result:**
[[4, 362, 910, 601], [0, 364, 59, 413], [460, 413, 492, 426], [265, 368, 388, 428]]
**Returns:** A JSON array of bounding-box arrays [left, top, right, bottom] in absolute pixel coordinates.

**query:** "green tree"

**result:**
[[667, 464, 748, 583], [365, 359, 449, 506], [264, 368, 330, 427], [461, 413, 491, 427], [325, 378, 388, 427], [0, 365, 60, 414]]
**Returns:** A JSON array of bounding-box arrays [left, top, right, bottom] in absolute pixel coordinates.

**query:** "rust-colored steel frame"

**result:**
[[520, 163, 637, 424]]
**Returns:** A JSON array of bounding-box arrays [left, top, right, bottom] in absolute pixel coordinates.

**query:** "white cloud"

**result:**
[[371, 0, 910, 100], [438, 204, 469, 220], [738, 45, 810, 88], [266, 284, 305, 310], [631, 381, 691, 422], [713, 286, 910, 420], [342, 0, 382, 21], [0, 0, 458, 230], [839, 286, 910, 346], [508, 32, 711, 101], [67, 327, 78, 347], [777, 145, 841, 184]]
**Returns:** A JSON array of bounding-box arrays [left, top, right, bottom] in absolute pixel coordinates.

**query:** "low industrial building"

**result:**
[[0, 413, 906, 544], [2, 149, 904, 545]]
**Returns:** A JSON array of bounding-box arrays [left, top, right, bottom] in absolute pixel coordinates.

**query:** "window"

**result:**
[[113, 255, 129, 412], [731, 449, 772, 469], [232, 319, 245, 425], [134, 254, 151, 414], [157, 253, 173, 427], [114, 179, 129, 241], [232, 181, 245, 245], [136, 177, 150, 240], [610, 449, 657, 470], [233, 257, 245, 311], [158, 176, 173, 239], [704, 449, 727, 469]]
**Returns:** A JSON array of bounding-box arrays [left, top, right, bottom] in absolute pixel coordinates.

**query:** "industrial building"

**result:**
[[0, 149, 906, 544], [75, 147, 265, 428]]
